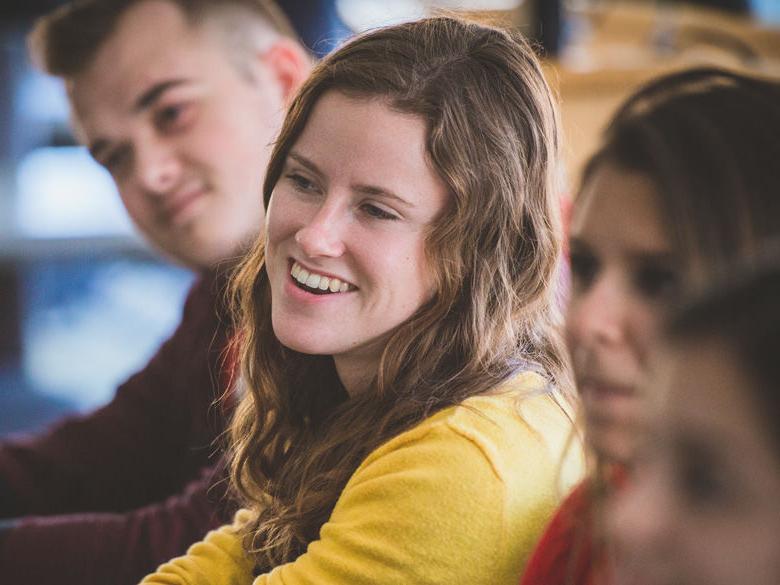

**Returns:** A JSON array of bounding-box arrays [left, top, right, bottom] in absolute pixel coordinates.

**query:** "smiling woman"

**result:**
[[265, 92, 451, 391], [141, 15, 581, 585]]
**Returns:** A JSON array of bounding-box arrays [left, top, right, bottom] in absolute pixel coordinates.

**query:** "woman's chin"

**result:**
[[587, 423, 639, 465]]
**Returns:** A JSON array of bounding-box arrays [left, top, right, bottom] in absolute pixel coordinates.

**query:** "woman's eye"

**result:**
[[286, 173, 318, 193], [635, 265, 678, 300], [569, 250, 598, 290], [362, 203, 399, 221]]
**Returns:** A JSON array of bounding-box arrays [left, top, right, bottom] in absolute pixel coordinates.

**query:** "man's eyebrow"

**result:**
[[88, 79, 190, 162], [134, 78, 189, 112], [287, 151, 413, 208]]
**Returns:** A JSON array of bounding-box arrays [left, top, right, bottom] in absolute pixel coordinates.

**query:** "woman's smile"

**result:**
[[290, 260, 357, 295], [264, 91, 450, 392]]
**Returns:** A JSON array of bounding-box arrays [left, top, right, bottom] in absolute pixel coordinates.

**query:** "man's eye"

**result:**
[[155, 103, 192, 131], [676, 453, 730, 508], [362, 203, 399, 221], [100, 149, 127, 173]]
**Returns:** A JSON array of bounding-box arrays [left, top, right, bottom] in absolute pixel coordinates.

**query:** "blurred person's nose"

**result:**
[[133, 135, 182, 195], [568, 272, 630, 350]]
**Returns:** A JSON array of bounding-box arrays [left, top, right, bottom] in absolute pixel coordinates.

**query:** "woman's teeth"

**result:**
[[291, 262, 352, 293]]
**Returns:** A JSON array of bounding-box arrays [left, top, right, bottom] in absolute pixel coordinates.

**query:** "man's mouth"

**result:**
[[164, 186, 205, 223], [290, 261, 356, 295]]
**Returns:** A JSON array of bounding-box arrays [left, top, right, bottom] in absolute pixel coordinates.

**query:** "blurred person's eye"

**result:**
[[634, 261, 678, 301], [100, 147, 130, 176], [155, 102, 195, 132], [569, 247, 599, 291], [674, 436, 732, 508]]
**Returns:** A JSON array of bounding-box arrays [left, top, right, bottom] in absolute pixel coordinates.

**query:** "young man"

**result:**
[[0, 1, 312, 582]]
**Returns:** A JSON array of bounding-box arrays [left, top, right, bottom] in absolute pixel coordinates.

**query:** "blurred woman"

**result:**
[[520, 67, 780, 585], [141, 16, 580, 585], [609, 258, 780, 585]]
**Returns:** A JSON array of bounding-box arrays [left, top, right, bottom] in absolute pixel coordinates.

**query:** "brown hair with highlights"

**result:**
[[580, 67, 780, 288], [229, 16, 571, 570]]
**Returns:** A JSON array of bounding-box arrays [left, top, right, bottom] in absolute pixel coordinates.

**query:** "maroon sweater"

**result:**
[[0, 270, 237, 583]]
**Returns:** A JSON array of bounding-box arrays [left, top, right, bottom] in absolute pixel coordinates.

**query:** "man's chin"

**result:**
[[148, 224, 261, 271]]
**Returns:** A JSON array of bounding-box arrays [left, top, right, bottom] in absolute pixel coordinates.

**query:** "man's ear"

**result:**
[[260, 37, 312, 104]]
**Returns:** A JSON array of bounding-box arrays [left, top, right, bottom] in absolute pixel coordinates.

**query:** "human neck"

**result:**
[[333, 352, 379, 398]]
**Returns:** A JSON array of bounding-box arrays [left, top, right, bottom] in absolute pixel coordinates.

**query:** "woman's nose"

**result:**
[[567, 274, 628, 349], [294, 203, 347, 258]]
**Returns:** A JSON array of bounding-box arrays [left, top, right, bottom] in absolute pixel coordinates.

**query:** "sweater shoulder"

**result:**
[[373, 372, 578, 483]]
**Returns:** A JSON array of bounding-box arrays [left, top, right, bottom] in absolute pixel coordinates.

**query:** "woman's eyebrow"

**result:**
[[288, 151, 413, 208], [287, 152, 325, 179], [353, 184, 413, 209]]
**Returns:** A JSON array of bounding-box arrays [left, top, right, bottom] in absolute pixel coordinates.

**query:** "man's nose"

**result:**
[[294, 201, 347, 258], [133, 137, 181, 195]]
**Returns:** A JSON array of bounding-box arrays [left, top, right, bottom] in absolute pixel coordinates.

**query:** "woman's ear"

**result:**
[[260, 37, 313, 104]]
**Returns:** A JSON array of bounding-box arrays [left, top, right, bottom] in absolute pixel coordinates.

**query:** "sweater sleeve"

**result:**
[[143, 418, 545, 585], [0, 274, 232, 518], [0, 462, 236, 585]]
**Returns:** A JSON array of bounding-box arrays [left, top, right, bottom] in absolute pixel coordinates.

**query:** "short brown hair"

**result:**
[[29, 0, 298, 78]]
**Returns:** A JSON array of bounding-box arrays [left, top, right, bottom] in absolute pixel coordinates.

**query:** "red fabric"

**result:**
[[0, 271, 237, 584], [519, 482, 598, 585], [520, 466, 630, 585]]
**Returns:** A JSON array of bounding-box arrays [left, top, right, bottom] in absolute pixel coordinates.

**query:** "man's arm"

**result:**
[[0, 462, 237, 585], [0, 273, 234, 517]]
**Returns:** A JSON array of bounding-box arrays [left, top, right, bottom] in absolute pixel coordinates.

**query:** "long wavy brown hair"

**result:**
[[228, 16, 571, 571]]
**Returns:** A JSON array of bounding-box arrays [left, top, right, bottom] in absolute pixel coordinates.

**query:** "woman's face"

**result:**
[[609, 339, 780, 585], [566, 162, 679, 462], [265, 91, 449, 394]]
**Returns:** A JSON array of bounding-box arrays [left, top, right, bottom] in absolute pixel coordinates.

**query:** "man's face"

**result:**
[[70, 0, 302, 269]]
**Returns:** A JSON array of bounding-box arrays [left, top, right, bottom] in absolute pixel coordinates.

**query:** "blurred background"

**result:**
[[1, 0, 778, 436]]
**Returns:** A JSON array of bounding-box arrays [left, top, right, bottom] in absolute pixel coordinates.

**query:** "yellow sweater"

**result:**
[[141, 372, 582, 585]]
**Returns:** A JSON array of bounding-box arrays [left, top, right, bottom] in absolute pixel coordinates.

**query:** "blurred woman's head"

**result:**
[[566, 68, 780, 462], [609, 258, 780, 585], [229, 16, 569, 569]]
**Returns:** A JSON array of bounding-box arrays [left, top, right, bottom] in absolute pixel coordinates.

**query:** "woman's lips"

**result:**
[[579, 379, 635, 400]]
